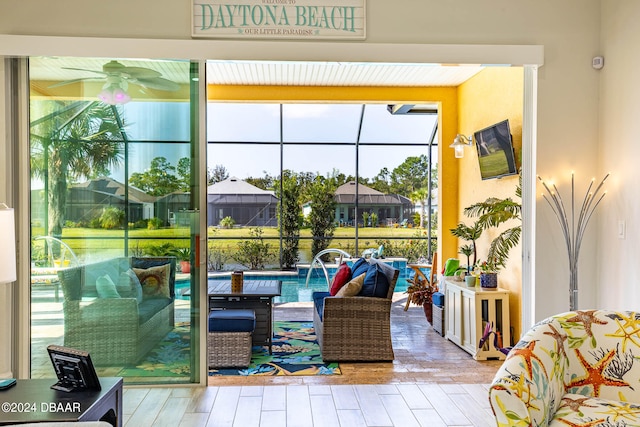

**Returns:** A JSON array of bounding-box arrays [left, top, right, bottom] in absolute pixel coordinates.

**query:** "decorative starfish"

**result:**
[[566, 348, 630, 397], [559, 396, 596, 413], [612, 312, 640, 330], [507, 340, 548, 379], [605, 314, 640, 352], [557, 418, 606, 427], [565, 310, 607, 339], [501, 372, 539, 412], [597, 401, 640, 423], [543, 324, 568, 360]]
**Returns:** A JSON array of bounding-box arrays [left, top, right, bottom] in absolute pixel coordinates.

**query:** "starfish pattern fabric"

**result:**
[[489, 310, 640, 427]]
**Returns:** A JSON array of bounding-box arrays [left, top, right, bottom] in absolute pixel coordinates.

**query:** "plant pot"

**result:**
[[423, 303, 433, 324], [480, 272, 498, 290], [179, 260, 191, 274], [465, 275, 477, 287]]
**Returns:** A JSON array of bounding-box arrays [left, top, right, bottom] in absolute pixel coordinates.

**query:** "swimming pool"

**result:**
[[176, 260, 425, 304]]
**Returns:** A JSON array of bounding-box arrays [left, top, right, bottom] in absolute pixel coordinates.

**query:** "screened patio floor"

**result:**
[[29, 287, 502, 386]]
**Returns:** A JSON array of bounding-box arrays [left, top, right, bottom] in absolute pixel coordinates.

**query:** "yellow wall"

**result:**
[[209, 85, 460, 273], [457, 67, 524, 340]]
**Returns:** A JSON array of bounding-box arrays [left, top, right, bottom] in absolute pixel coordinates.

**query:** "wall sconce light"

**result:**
[[0, 203, 16, 284], [449, 134, 473, 158]]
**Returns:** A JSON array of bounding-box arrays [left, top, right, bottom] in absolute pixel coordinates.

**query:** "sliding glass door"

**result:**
[[28, 57, 202, 385]]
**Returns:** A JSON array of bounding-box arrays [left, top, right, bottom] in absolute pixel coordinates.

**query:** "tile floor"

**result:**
[[30, 287, 504, 426], [123, 382, 496, 427]]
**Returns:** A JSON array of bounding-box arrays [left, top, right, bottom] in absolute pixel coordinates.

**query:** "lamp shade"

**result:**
[[0, 206, 16, 283], [454, 145, 464, 158], [449, 134, 473, 158]]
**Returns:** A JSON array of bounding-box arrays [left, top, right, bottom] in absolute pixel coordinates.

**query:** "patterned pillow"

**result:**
[[133, 263, 171, 299], [336, 273, 365, 297]]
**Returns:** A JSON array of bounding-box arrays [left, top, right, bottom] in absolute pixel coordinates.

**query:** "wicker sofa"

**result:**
[[312, 257, 399, 362], [489, 309, 640, 426], [58, 256, 176, 366]]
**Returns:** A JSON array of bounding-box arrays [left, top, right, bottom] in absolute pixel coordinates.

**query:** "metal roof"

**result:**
[[207, 177, 276, 195]]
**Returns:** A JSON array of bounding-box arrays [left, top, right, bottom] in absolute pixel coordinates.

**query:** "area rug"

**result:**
[[116, 325, 191, 378], [116, 321, 340, 378], [210, 321, 341, 376]]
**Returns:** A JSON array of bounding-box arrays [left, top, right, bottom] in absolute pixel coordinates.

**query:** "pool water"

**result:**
[[176, 268, 417, 304]]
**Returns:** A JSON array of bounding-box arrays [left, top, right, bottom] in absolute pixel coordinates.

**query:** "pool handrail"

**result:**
[[305, 248, 352, 288]]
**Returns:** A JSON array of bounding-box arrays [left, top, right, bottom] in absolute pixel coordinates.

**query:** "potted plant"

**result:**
[[459, 244, 474, 273], [405, 274, 438, 323], [475, 259, 499, 289], [450, 222, 482, 269], [452, 175, 522, 288], [173, 247, 192, 273]]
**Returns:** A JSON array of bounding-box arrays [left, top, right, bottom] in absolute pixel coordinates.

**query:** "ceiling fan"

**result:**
[[50, 60, 180, 105]]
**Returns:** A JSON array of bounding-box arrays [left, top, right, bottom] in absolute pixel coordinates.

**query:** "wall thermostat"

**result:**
[[592, 56, 604, 70]]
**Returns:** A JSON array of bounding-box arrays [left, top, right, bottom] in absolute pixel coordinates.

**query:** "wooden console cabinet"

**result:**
[[444, 278, 510, 360]]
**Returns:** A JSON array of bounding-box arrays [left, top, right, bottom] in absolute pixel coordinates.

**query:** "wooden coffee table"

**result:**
[[0, 377, 123, 426]]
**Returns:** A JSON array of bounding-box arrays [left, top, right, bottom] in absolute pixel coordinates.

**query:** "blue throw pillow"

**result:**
[[96, 274, 121, 299], [351, 258, 369, 278], [359, 263, 390, 298]]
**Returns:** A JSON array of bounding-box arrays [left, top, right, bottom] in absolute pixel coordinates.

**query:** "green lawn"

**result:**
[[32, 225, 432, 264], [478, 151, 510, 178]]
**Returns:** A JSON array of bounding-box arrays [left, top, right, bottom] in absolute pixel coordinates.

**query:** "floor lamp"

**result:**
[[0, 204, 17, 378]]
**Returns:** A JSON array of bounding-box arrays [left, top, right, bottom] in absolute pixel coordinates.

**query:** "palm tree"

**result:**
[[410, 187, 430, 228], [30, 101, 124, 250], [450, 221, 483, 267]]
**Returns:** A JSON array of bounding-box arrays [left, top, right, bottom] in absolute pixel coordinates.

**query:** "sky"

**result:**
[[31, 102, 439, 188], [205, 103, 438, 180]]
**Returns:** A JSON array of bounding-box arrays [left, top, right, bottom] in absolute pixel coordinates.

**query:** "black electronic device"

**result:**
[[474, 119, 518, 180], [47, 345, 101, 392]]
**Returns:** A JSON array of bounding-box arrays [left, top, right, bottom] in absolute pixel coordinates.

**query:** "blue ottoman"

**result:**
[[208, 309, 255, 368]]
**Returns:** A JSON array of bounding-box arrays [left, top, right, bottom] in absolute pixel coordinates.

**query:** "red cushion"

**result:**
[[329, 263, 352, 296]]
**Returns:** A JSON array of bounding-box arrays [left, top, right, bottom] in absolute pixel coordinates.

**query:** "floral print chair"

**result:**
[[489, 310, 640, 426]]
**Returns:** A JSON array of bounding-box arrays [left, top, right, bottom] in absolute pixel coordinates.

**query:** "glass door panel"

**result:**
[[29, 56, 201, 385]]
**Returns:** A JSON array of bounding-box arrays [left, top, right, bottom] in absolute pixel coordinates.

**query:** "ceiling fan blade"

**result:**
[[134, 77, 180, 91], [48, 77, 99, 88], [120, 67, 162, 79], [61, 67, 108, 76]]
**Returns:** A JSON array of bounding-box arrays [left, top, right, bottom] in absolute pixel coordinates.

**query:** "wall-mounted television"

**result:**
[[48, 345, 101, 392], [474, 119, 518, 180]]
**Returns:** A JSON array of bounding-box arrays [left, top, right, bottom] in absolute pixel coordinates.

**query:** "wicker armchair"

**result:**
[[313, 258, 399, 362], [58, 256, 176, 366]]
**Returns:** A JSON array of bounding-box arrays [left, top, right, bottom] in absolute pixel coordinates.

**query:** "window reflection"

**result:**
[[29, 56, 198, 385]]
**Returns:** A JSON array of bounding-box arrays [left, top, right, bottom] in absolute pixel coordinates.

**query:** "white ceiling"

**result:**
[[205, 60, 485, 86], [30, 57, 485, 87]]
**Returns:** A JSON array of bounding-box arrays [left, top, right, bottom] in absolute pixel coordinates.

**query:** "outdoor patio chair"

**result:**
[[313, 257, 399, 362]]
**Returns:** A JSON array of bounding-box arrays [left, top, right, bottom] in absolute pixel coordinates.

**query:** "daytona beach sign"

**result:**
[[192, 0, 365, 39]]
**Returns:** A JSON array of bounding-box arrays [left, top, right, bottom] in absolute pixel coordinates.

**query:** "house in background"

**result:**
[[207, 177, 278, 227], [302, 181, 414, 226], [155, 192, 192, 227], [66, 178, 155, 224]]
